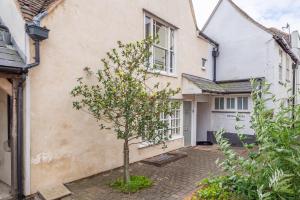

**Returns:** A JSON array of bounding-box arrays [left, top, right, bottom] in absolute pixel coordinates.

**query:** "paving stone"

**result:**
[[61, 147, 225, 200]]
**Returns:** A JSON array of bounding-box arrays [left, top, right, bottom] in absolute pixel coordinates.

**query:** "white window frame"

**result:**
[[279, 50, 283, 82], [213, 96, 250, 112], [226, 97, 235, 110], [286, 56, 290, 82], [237, 96, 249, 111], [160, 105, 182, 139], [144, 13, 176, 75], [214, 97, 225, 110]]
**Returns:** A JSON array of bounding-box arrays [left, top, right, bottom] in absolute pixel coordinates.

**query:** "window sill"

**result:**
[[147, 69, 178, 78], [138, 135, 183, 149], [212, 110, 250, 114]]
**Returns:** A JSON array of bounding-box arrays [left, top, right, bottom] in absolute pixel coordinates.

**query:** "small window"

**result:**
[[286, 57, 290, 81], [215, 97, 224, 110], [237, 97, 248, 110], [226, 98, 235, 109], [202, 58, 207, 69], [279, 50, 283, 82]]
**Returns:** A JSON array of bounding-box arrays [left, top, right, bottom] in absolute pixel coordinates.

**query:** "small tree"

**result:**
[[71, 37, 180, 184]]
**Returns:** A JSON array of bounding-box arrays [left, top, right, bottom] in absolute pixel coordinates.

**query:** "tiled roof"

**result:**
[[182, 74, 225, 93], [217, 80, 253, 94], [17, 0, 59, 21], [0, 26, 24, 69], [182, 74, 257, 94], [0, 42, 24, 68]]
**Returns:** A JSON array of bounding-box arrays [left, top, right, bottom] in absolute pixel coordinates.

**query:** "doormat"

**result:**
[[141, 152, 187, 167]]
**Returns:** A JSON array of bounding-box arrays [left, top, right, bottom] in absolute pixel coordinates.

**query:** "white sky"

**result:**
[[192, 0, 300, 33]]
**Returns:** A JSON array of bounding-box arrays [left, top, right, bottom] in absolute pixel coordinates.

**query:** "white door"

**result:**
[[183, 101, 192, 146]]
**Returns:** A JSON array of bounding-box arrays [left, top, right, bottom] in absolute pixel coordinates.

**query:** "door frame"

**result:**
[[183, 100, 197, 146]]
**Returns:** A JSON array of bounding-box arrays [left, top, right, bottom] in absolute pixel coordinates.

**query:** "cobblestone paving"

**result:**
[[62, 147, 223, 200]]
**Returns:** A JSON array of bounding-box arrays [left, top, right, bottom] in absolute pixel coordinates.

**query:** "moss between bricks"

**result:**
[[110, 176, 153, 193]]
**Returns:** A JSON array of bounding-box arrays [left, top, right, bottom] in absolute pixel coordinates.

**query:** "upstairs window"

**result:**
[[215, 97, 224, 110], [286, 56, 290, 82], [144, 14, 175, 74], [279, 50, 283, 82], [237, 97, 248, 110]]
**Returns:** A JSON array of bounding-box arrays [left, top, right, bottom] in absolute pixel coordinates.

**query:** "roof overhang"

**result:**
[[182, 74, 262, 95], [274, 35, 299, 64]]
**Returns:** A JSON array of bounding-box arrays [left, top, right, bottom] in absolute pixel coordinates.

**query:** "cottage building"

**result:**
[[0, 0, 216, 198], [199, 0, 300, 141]]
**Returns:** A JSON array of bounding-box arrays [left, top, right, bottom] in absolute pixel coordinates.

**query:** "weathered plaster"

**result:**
[[28, 0, 211, 193]]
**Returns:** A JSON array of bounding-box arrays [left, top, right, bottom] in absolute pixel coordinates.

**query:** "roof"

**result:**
[[268, 27, 290, 44], [202, 0, 299, 63], [182, 74, 257, 94], [0, 26, 25, 70], [17, 0, 60, 21]]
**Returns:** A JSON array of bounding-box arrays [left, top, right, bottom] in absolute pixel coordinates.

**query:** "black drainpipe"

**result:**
[[212, 46, 219, 82], [15, 11, 49, 200], [292, 62, 297, 121], [17, 75, 25, 200]]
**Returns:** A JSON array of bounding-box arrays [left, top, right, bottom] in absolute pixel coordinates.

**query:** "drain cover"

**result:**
[[141, 152, 187, 167]]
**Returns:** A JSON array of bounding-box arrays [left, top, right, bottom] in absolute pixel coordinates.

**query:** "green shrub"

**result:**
[[110, 175, 153, 193], [214, 80, 300, 199]]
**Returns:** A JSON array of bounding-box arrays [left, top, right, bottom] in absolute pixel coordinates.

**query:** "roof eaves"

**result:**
[[198, 31, 219, 46], [274, 35, 299, 63]]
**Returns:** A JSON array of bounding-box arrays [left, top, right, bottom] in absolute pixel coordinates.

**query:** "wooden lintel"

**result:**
[[0, 78, 12, 96], [0, 73, 21, 79]]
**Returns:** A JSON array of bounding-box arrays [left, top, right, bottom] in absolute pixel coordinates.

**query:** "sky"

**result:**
[[192, 0, 300, 33]]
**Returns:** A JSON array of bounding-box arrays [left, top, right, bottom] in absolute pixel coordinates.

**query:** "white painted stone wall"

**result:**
[[202, 0, 297, 135]]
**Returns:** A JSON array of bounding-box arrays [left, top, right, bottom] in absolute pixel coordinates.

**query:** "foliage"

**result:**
[[110, 175, 153, 193], [213, 80, 300, 200], [71, 37, 180, 184], [192, 177, 239, 200]]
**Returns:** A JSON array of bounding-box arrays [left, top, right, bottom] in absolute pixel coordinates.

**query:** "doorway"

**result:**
[[196, 102, 210, 143], [183, 101, 192, 146], [0, 89, 11, 199]]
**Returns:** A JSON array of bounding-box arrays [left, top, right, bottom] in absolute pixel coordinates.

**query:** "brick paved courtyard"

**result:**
[[62, 147, 223, 200]]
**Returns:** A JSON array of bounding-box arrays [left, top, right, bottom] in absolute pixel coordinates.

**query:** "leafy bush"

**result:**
[[192, 177, 238, 200], [214, 81, 300, 199], [110, 175, 153, 193]]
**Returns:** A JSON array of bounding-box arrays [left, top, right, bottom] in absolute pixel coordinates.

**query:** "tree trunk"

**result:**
[[123, 138, 130, 184]]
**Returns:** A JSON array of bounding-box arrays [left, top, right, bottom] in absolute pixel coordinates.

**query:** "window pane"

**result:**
[[231, 98, 235, 109], [226, 98, 231, 109], [279, 65, 283, 81], [153, 46, 167, 71], [145, 16, 151, 37], [243, 97, 248, 110], [220, 98, 224, 110], [170, 52, 175, 73], [170, 29, 175, 51], [154, 21, 168, 48], [237, 97, 243, 110], [215, 98, 219, 110]]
